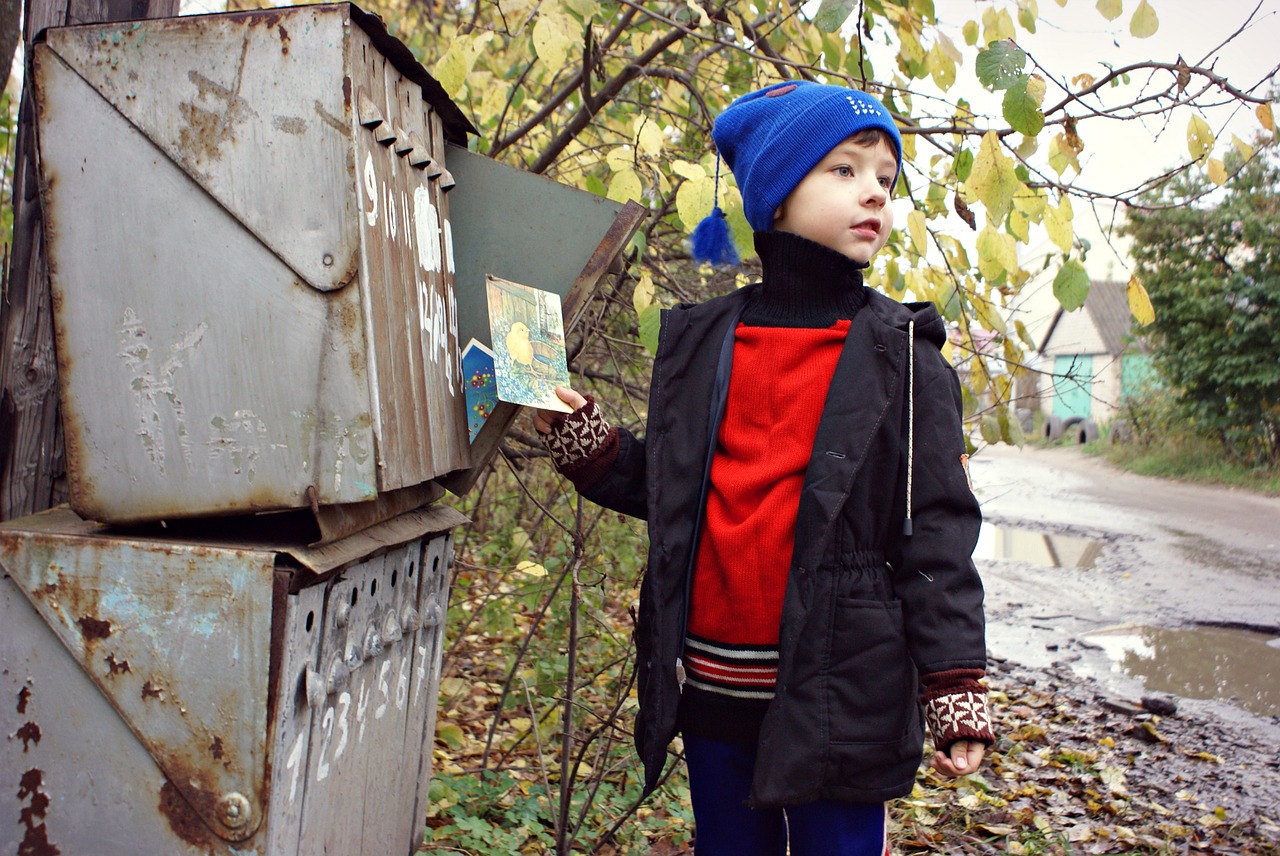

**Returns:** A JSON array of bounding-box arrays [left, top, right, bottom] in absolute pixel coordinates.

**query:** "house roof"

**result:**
[[1038, 280, 1136, 356]]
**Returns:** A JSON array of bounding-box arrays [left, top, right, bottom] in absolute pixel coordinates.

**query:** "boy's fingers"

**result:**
[[555, 386, 588, 409]]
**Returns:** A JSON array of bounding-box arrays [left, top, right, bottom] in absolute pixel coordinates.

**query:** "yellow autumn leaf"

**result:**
[[1258, 102, 1275, 132], [632, 271, 655, 313], [1207, 157, 1228, 186], [964, 131, 1021, 223], [1009, 208, 1030, 242], [962, 19, 979, 46], [636, 117, 665, 157], [1231, 134, 1254, 161], [1126, 275, 1155, 326], [431, 31, 495, 98], [1096, 0, 1122, 21], [532, 11, 579, 70], [1129, 0, 1158, 37], [976, 225, 1018, 282], [671, 159, 707, 182], [1043, 199, 1074, 252], [676, 174, 716, 231], [908, 209, 928, 256], [607, 168, 643, 204], [515, 560, 548, 577], [605, 145, 634, 173], [927, 43, 957, 91], [1186, 113, 1214, 161]]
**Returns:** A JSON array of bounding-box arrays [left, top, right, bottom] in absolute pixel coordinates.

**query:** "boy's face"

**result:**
[[772, 135, 897, 265]]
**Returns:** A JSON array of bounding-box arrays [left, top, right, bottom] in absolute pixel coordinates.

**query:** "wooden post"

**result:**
[[0, 0, 178, 522]]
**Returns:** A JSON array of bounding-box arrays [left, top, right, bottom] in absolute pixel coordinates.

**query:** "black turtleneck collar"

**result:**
[[740, 230, 870, 328]]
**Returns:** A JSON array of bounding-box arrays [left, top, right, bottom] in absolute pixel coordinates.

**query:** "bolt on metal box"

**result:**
[[0, 503, 466, 855], [32, 3, 476, 524]]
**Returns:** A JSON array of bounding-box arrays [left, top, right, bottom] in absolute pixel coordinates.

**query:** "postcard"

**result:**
[[486, 275, 572, 413], [460, 339, 497, 443]]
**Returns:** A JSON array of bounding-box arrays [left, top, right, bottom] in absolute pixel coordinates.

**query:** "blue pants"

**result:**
[[683, 734, 888, 856]]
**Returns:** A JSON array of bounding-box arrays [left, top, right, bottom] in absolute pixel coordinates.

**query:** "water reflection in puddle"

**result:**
[[974, 524, 1103, 569], [1084, 625, 1280, 717]]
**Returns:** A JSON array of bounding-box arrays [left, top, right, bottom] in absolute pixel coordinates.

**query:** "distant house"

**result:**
[[1036, 280, 1156, 432]]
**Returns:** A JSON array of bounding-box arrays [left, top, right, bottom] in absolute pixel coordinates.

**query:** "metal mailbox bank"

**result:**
[[2, 4, 643, 854], [0, 503, 466, 855], [32, 3, 475, 524]]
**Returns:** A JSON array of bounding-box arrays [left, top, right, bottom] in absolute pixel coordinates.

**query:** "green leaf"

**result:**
[[813, 0, 857, 31], [638, 304, 662, 354], [1003, 78, 1045, 136], [980, 411, 1001, 445], [437, 723, 466, 749], [975, 40, 1027, 91], [962, 20, 980, 46], [1053, 259, 1090, 311], [954, 148, 975, 181], [1004, 408, 1025, 446], [1129, 0, 1158, 37]]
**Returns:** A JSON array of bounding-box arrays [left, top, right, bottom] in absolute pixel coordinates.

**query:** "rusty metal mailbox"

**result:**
[[33, 3, 476, 524], [0, 503, 467, 855]]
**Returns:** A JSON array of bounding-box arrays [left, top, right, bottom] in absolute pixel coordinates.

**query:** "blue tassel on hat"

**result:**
[[690, 156, 739, 268]]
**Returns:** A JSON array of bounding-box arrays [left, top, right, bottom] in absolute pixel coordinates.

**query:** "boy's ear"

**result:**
[[772, 203, 785, 223]]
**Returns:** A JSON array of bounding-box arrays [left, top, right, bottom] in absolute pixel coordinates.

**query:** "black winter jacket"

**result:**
[[581, 278, 985, 808]]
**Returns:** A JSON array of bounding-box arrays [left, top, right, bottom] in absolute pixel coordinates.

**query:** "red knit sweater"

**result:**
[[683, 321, 849, 699]]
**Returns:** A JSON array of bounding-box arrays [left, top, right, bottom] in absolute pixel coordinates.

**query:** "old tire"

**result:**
[[1042, 414, 1064, 442], [1076, 419, 1099, 444]]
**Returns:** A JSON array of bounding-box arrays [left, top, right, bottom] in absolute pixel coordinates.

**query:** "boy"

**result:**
[[534, 81, 992, 855]]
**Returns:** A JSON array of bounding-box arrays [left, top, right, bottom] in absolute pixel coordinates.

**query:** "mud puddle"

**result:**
[[1081, 623, 1280, 718], [974, 522, 1105, 569]]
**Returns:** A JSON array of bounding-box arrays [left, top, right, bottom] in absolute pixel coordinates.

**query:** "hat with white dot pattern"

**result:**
[[712, 81, 902, 233]]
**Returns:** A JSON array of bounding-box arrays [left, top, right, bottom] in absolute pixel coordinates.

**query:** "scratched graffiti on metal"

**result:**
[[118, 307, 207, 474]]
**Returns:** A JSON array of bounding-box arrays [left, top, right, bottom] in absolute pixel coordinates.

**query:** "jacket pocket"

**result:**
[[825, 597, 915, 744]]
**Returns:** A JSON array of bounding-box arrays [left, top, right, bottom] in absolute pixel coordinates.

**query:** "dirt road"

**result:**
[[968, 442, 1280, 734]]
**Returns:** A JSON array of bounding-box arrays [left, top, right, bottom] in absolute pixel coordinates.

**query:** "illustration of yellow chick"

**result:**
[[505, 321, 534, 366]]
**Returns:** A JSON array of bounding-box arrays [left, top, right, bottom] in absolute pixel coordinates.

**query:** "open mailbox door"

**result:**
[[441, 145, 646, 494]]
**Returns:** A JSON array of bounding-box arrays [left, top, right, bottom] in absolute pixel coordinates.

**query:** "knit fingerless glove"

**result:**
[[921, 668, 995, 751], [542, 395, 619, 491]]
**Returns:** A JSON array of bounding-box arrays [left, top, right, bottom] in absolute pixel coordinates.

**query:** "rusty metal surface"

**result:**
[[311, 481, 443, 546], [2, 572, 246, 855], [351, 25, 470, 491], [5, 504, 468, 578], [2, 509, 461, 854], [0, 514, 277, 843]]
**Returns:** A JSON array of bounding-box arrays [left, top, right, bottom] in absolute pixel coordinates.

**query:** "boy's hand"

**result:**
[[931, 740, 985, 777], [533, 386, 588, 434]]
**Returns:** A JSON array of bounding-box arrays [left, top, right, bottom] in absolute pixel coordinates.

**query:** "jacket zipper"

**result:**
[[674, 305, 744, 694]]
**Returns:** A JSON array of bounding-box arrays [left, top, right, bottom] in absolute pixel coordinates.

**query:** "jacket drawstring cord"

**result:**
[[903, 319, 915, 537]]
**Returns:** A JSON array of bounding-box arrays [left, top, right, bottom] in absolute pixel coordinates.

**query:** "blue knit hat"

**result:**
[[713, 81, 903, 234]]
